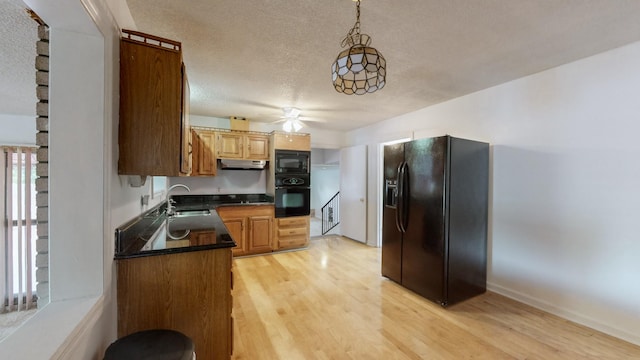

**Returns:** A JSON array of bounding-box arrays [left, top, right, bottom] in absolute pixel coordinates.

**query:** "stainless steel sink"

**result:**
[[172, 209, 212, 217]]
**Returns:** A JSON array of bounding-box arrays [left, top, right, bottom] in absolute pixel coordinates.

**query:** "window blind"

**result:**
[[1, 146, 38, 313]]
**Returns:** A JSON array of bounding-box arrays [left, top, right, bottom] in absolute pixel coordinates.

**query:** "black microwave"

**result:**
[[274, 150, 310, 174]]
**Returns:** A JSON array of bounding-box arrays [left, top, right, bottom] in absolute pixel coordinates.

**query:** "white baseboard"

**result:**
[[487, 282, 640, 347]]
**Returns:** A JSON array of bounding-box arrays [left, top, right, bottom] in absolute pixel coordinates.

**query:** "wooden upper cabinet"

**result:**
[[245, 134, 269, 160], [217, 132, 244, 159], [118, 30, 190, 176], [273, 132, 311, 151], [191, 129, 216, 176], [180, 65, 191, 174], [216, 132, 270, 160]]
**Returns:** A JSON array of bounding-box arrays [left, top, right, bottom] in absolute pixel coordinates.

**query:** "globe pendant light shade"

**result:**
[[332, 43, 386, 95], [332, 0, 386, 95]]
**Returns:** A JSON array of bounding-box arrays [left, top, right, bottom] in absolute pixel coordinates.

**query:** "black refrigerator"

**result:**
[[382, 136, 489, 307]]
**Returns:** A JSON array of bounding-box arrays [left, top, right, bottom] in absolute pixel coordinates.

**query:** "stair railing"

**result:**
[[321, 191, 340, 235]]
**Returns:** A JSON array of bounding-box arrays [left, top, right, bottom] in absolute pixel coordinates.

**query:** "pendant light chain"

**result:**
[[351, 0, 361, 36], [342, 0, 363, 47]]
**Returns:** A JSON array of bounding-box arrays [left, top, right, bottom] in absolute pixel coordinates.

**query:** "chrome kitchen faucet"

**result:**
[[166, 184, 191, 216]]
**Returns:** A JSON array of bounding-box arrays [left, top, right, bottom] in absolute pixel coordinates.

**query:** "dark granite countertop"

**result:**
[[114, 193, 274, 259], [171, 193, 274, 210]]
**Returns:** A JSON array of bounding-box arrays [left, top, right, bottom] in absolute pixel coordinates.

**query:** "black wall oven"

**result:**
[[274, 150, 310, 174], [274, 173, 310, 218]]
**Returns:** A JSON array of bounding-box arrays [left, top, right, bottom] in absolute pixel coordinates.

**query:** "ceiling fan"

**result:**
[[271, 107, 323, 132]]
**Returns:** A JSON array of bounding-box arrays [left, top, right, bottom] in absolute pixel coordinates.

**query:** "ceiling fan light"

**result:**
[[282, 120, 293, 132], [293, 120, 303, 132]]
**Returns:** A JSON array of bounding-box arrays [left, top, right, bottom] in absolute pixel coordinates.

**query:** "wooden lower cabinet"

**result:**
[[219, 215, 246, 256], [217, 205, 274, 256], [275, 215, 310, 250], [117, 248, 233, 359]]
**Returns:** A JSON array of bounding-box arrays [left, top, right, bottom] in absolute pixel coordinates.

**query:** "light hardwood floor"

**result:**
[[231, 236, 640, 359]]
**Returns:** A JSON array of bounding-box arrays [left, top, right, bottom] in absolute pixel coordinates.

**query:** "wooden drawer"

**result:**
[[275, 215, 309, 250], [278, 236, 308, 249], [278, 227, 308, 237], [277, 217, 308, 228]]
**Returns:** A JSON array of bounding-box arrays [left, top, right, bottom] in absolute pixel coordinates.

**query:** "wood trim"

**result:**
[[121, 29, 181, 52]]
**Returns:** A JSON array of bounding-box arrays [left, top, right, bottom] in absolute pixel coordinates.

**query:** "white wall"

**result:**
[[310, 165, 340, 218], [346, 41, 640, 345], [168, 169, 266, 195], [310, 149, 341, 218]]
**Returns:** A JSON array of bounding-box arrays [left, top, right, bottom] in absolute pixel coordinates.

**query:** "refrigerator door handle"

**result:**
[[395, 162, 403, 232], [399, 162, 409, 232]]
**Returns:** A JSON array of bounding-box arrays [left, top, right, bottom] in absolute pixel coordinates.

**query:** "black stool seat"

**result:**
[[104, 329, 194, 360]]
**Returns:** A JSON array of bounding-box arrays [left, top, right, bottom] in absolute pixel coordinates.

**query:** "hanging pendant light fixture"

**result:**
[[331, 0, 386, 95]]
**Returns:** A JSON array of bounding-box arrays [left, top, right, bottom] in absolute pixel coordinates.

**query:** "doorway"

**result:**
[[309, 148, 340, 237]]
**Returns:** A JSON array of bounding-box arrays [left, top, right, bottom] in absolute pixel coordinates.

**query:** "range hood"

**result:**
[[219, 159, 267, 170]]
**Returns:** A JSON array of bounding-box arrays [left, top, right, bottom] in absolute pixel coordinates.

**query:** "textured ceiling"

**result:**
[[125, 0, 640, 131], [0, 0, 37, 117], [4, 1, 640, 132]]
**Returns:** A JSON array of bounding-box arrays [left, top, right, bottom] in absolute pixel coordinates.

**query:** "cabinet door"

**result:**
[[118, 34, 184, 176], [221, 217, 246, 256], [191, 230, 217, 246], [248, 215, 273, 253], [218, 205, 274, 256], [117, 248, 232, 360], [192, 129, 217, 176], [217, 132, 244, 159], [273, 133, 311, 151], [180, 65, 191, 174], [245, 135, 269, 160]]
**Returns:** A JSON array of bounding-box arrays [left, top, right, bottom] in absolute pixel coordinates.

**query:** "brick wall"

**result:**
[[35, 24, 49, 306]]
